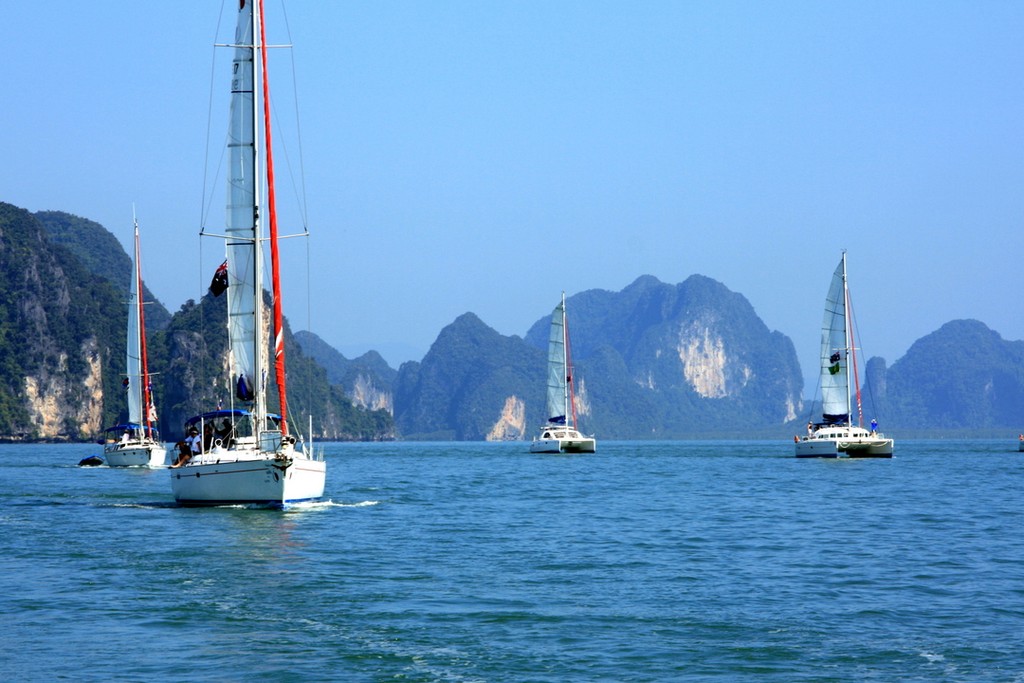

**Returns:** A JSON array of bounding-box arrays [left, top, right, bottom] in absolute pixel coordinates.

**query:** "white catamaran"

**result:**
[[795, 252, 893, 458], [531, 293, 596, 454], [103, 216, 166, 468], [170, 0, 325, 505]]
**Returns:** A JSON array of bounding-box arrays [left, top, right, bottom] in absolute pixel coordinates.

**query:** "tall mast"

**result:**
[[841, 251, 852, 428], [250, 0, 266, 432], [134, 216, 153, 436], [561, 292, 570, 428], [258, 0, 288, 436]]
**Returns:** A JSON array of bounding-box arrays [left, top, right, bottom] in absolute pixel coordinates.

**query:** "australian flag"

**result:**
[[209, 260, 228, 297]]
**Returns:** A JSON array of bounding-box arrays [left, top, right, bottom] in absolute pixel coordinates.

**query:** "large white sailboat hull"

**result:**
[[104, 441, 166, 468], [795, 426, 893, 458], [170, 453, 326, 507]]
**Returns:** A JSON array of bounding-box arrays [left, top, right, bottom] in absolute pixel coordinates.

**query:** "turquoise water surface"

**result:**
[[2, 440, 1022, 681]]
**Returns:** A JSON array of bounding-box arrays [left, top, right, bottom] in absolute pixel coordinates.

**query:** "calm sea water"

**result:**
[[1, 440, 1022, 682]]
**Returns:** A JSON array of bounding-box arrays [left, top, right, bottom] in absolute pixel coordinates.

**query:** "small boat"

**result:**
[[170, 0, 325, 506], [531, 293, 596, 454], [1018, 434, 1023, 452], [102, 216, 166, 468], [796, 252, 893, 458]]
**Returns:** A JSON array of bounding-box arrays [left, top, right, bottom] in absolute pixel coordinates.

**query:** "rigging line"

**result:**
[[304, 219, 314, 438], [200, 0, 229, 236], [268, 88, 308, 235], [278, 0, 310, 230], [197, 234, 207, 432], [847, 291, 881, 424]]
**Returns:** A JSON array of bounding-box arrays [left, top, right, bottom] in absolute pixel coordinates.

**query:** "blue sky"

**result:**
[[4, 1, 1023, 398]]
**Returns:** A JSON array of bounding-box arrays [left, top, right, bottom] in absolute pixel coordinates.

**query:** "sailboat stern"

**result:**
[[794, 438, 839, 458], [104, 441, 167, 467], [170, 454, 326, 507]]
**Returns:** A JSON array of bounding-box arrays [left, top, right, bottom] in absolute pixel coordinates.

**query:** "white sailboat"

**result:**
[[170, 0, 325, 506], [795, 252, 893, 458], [531, 293, 596, 454], [103, 216, 166, 468]]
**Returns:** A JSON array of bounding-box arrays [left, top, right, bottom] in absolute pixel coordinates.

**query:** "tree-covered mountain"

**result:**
[[153, 293, 394, 442], [34, 210, 172, 331], [0, 200, 392, 442], [393, 313, 544, 440], [294, 330, 396, 414], [395, 276, 805, 440], [865, 320, 1024, 432], [0, 202, 125, 439]]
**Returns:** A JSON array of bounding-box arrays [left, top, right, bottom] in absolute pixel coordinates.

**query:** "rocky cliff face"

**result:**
[[351, 373, 393, 413], [677, 323, 732, 398], [23, 340, 105, 439], [486, 395, 526, 441]]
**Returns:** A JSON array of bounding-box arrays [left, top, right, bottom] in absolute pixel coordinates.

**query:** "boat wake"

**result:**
[[286, 499, 380, 511]]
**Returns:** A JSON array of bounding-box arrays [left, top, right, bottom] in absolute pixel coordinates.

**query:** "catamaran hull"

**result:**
[[170, 457, 326, 507], [795, 435, 894, 458], [104, 442, 167, 468], [530, 437, 596, 454]]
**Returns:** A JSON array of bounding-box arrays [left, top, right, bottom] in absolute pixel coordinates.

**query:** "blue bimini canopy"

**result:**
[[184, 410, 281, 429]]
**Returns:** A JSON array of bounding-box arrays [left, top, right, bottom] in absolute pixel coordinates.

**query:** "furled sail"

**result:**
[[544, 298, 567, 425], [820, 255, 849, 424], [225, 0, 259, 404]]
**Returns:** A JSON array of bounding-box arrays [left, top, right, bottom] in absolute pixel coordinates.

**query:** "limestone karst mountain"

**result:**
[[395, 276, 805, 440]]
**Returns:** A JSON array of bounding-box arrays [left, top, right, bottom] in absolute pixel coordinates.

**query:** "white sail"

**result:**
[[544, 297, 567, 425], [225, 0, 260, 409], [820, 254, 849, 423], [125, 224, 143, 426]]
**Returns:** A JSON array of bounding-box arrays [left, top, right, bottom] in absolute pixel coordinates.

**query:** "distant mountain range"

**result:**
[[2, 199, 1022, 441]]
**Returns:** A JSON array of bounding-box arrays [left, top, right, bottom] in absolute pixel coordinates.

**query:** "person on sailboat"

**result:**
[[187, 427, 202, 455], [215, 419, 234, 449], [202, 422, 215, 451], [870, 418, 878, 434], [170, 440, 191, 468]]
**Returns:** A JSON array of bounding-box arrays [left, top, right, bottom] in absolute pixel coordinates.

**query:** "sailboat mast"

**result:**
[[841, 252, 852, 428], [250, 0, 267, 433], [561, 292, 570, 428], [134, 220, 153, 436], [258, 0, 288, 436]]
